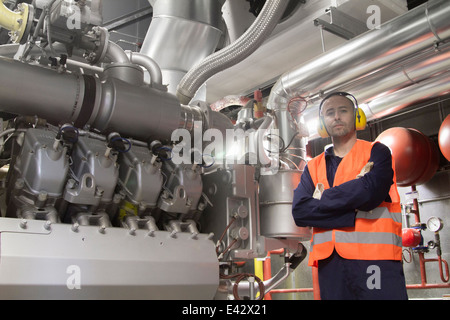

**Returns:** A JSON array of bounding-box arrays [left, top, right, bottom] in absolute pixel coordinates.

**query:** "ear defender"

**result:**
[[317, 117, 330, 138], [317, 92, 367, 138], [355, 107, 367, 131]]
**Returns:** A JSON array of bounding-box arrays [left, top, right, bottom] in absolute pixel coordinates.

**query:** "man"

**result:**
[[292, 92, 408, 300]]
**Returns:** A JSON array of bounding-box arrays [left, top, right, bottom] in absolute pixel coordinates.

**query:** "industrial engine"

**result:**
[[0, 0, 311, 299]]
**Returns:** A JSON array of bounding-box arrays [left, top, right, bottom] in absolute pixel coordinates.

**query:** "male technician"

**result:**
[[292, 92, 408, 300]]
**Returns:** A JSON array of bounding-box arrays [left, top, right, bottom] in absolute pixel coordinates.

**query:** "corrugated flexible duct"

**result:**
[[267, 0, 450, 124], [176, 0, 289, 105]]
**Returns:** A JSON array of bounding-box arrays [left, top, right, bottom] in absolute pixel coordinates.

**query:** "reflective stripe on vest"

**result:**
[[356, 207, 402, 223], [312, 231, 402, 247], [311, 207, 402, 248], [313, 231, 402, 247]]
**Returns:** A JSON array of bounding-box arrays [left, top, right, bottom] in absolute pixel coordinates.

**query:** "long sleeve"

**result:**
[[292, 165, 357, 229], [292, 142, 394, 229]]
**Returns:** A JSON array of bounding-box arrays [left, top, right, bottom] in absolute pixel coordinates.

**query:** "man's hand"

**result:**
[[313, 183, 325, 200], [357, 162, 374, 178]]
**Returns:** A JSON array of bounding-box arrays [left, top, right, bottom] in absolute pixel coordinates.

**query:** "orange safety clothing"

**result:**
[[307, 139, 402, 267]]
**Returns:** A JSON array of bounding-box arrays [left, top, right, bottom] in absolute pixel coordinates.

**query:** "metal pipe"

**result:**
[[305, 70, 450, 140], [176, 0, 289, 105], [364, 71, 450, 119], [268, 0, 450, 116], [105, 41, 129, 64], [407, 283, 450, 289], [407, 185, 450, 290], [66, 58, 104, 73], [236, 262, 292, 299], [0, 56, 181, 142], [141, 0, 224, 94], [0, 56, 85, 124], [254, 42, 450, 129], [126, 51, 163, 86]]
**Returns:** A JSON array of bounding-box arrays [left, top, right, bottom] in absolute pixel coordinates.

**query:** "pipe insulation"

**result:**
[[176, 0, 289, 105], [302, 44, 450, 124], [140, 0, 225, 94], [0, 57, 181, 142], [267, 0, 450, 111]]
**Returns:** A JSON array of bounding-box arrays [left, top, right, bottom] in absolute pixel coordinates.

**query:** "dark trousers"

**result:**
[[318, 250, 408, 300]]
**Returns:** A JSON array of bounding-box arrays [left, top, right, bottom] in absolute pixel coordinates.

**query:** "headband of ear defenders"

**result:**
[[317, 92, 367, 138]]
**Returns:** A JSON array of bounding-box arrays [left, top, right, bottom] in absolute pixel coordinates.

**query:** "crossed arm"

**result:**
[[292, 142, 394, 229]]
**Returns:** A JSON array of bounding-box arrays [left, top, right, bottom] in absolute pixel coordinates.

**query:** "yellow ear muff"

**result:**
[[317, 117, 329, 138], [355, 107, 367, 131], [317, 92, 367, 139]]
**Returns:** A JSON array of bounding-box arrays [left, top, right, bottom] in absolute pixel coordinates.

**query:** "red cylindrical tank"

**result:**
[[439, 114, 450, 161], [376, 127, 439, 187], [414, 133, 440, 185], [402, 228, 422, 248]]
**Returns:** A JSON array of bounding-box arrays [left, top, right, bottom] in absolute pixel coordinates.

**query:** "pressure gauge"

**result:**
[[426, 216, 443, 232]]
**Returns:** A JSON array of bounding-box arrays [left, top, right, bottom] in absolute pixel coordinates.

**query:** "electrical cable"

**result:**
[[280, 131, 299, 153], [110, 136, 132, 153], [155, 146, 172, 161], [215, 215, 237, 256]]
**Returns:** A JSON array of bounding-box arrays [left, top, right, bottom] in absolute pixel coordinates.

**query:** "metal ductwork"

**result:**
[[303, 44, 450, 134], [176, 0, 289, 105], [140, 0, 225, 94], [364, 71, 450, 120], [268, 0, 450, 131]]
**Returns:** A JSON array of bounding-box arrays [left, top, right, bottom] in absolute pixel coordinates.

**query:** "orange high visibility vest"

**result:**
[[307, 139, 402, 267]]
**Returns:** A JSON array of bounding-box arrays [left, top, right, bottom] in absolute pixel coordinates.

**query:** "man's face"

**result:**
[[321, 96, 356, 138]]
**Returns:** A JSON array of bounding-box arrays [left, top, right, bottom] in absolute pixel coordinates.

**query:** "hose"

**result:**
[[176, 0, 289, 105]]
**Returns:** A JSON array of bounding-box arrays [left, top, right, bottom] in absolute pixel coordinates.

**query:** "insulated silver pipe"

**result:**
[[268, 0, 450, 110], [302, 44, 450, 124], [304, 71, 450, 140], [0, 55, 231, 142], [141, 0, 224, 94], [365, 71, 450, 119], [0, 57, 85, 124], [176, 0, 289, 105]]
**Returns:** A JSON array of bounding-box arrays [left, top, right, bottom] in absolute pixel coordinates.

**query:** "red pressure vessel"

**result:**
[[439, 114, 450, 161], [402, 228, 422, 248], [376, 127, 439, 187]]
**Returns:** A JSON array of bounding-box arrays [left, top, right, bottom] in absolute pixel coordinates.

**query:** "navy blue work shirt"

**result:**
[[292, 142, 394, 230]]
